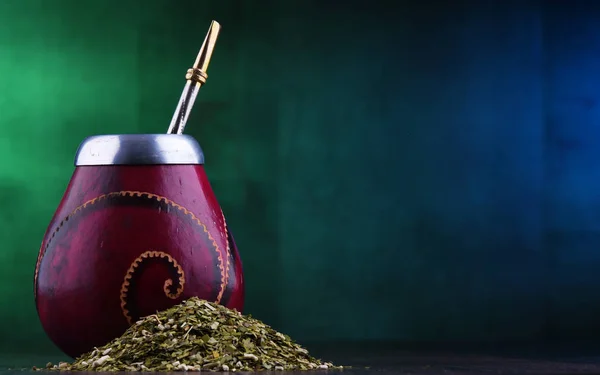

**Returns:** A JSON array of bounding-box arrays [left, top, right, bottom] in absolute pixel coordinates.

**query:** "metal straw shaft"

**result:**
[[167, 20, 221, 135], [167, 81, 200, 135]]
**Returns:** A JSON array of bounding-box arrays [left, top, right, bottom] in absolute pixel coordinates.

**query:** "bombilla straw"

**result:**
[[167, 20, 221, 135]]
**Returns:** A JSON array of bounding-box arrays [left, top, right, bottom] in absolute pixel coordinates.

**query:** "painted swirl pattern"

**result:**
[[119, 250, 185, 325], [34, 191, 228, 308]]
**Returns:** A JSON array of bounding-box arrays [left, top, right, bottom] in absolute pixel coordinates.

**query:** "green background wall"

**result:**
[[2, 0, 600, 356]]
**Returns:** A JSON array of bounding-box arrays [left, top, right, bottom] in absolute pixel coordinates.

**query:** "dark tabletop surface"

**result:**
[[3, 342, 600, 374]]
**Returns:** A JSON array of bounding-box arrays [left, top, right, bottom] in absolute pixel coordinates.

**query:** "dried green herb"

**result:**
[[42, 297, 344, 372]]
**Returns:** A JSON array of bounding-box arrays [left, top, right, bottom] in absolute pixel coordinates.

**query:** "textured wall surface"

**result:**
[[1, 0, 600, 354]]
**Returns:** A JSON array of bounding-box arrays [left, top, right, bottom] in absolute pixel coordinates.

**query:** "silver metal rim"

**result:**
[[74, 134, 205, 166]]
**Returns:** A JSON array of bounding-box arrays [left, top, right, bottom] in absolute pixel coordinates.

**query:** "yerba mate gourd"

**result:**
[[34, 21, 245, 358]]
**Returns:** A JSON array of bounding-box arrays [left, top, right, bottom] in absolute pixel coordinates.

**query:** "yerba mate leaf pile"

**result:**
[[44, 297, 342, 372]]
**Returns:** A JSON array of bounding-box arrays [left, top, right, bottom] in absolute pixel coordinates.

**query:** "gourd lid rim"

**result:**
[[74, 134, 205, 166]]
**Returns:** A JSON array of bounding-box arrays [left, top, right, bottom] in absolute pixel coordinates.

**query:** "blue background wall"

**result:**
[[1, 0, 600, 355]]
